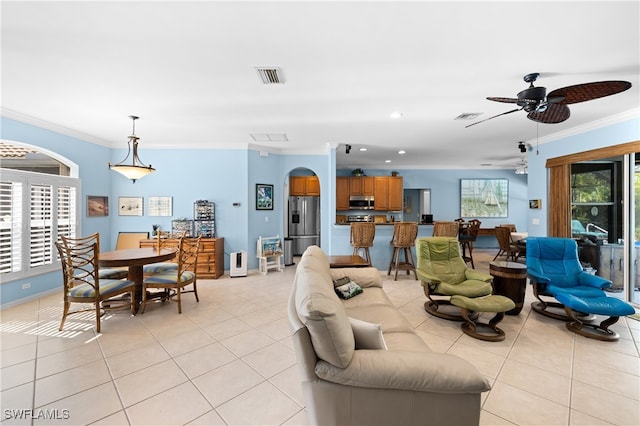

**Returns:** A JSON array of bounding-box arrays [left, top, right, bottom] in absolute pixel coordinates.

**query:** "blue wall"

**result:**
[[3, 114, 636, 306], [527, 116, 640, 237]]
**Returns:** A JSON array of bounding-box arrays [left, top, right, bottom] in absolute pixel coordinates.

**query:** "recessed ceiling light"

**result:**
[[359, 148, 367, 152], [480, 163, 492, 166], [385, 160, 392, 163], [390, 111, 403, 119], [398, 150, 406, 155]]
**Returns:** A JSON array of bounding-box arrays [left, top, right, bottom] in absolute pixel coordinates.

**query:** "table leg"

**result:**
[[128, 265, 144, 313]]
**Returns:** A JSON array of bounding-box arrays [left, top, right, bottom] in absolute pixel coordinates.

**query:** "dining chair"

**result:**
[[141, 235, 202, 314], [142, 230, 183, 276], [55, 238, 136, 332], [493, 226, 522, 261], [61, 233, 129, 280]]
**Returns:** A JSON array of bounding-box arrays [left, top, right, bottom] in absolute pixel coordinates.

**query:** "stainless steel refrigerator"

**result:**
[[289, 195, 320, 255]]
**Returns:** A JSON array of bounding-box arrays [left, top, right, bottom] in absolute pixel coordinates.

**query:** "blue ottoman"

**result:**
[[555, 292, 635, 341]]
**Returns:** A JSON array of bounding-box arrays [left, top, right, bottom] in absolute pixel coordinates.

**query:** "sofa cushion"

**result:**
[[349, 317, 387, 350], [295, 247, 355, 368]]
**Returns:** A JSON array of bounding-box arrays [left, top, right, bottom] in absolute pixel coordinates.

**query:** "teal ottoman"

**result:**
[[555, 292, 635, 341], [450, 295, 516, 341]]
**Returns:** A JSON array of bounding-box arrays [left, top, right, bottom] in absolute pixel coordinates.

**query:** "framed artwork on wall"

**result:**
[[460, 178, 508, 218], [256, 183, 274, 210], [147, 196, 173, 216], [87, 195, 109, 217], [118, 196, 143, 216]]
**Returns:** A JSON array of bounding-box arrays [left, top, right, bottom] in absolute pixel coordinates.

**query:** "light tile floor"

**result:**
[[1, 250, 639, 425]]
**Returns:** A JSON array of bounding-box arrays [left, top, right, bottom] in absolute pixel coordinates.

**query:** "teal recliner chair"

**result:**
[[416, 237, 493, 321], [527, 237, 634, 341]]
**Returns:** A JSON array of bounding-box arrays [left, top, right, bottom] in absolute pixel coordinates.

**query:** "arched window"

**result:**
[[1, 141, 80, 280]]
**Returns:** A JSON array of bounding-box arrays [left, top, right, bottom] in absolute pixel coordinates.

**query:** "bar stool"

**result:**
[[350, 222, 375, 265], [459, 219, 481, 268], [432, 221, 459, 238], [387, 222, 419, 280]]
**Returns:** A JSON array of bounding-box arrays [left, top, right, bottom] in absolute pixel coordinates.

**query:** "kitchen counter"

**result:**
[[336, 222, 434, 226]]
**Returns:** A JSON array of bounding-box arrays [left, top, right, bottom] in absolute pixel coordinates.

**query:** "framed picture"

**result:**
[[87, 195, 109, 217], [256, 183, 274, 210], [529, 199, 542, 209], [148, 196, 173, 216], [460, 178, 508, 218], [118, 196, 143, 216]]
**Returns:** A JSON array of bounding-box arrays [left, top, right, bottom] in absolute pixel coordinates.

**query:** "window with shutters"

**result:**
[[1, 169, 79, 281]]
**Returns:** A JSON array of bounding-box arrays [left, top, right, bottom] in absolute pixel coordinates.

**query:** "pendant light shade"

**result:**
[[109, 115, 155, 183]]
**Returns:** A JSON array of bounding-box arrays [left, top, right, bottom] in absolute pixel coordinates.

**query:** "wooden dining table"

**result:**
[[100, 247, 177, 312]]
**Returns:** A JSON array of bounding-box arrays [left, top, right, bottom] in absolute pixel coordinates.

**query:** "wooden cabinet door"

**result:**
[[374, 176, 389, 210], [306, 176, 320, 195], [336, 176, 350, 210], [350, 176, 374, 195], [290, 176, 307, 195], [388, 176, 403, 211]]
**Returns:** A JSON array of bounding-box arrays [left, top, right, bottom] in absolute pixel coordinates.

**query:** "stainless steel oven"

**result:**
[[349, 195, 374, 210]]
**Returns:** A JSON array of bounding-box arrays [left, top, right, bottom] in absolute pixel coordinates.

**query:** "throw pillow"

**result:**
[[334, 280, 363, 299], [349, 317, 387, 350]]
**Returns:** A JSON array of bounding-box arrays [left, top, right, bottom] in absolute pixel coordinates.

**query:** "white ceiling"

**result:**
[[2, 1, 639, 171]]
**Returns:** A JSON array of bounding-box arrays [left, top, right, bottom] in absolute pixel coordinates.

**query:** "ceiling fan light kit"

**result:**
[[466, 73, 632, 128]]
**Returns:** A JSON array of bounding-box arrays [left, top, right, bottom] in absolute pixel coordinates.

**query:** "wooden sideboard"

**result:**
[[139, 237, 225, 279]]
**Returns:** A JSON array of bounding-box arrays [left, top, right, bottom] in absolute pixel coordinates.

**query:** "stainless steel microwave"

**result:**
[[349, 195, 374, 210]]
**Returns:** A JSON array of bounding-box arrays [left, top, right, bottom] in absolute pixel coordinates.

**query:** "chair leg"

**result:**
[[176, 286, 182, 314], [405, 247, 417, 280], [59, 300, 70, 331], [140, 285, 148, 314], [193, 282, 199, 303], [387, 247, 398, 275], [95, 300, 101, 333]]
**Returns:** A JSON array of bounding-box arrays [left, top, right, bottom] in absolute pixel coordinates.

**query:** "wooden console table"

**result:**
[[327, 255, 369, 268]]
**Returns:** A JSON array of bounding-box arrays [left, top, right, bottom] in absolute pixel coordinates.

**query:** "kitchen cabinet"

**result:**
[[139, 237, 224, 279], [388, 176, 403, 211], [290, 176, 320, 196], [336, 176, 350, 210], [374, 176, 390, 210], [350, 176, 374, 195], [373, 176, 403, 211]]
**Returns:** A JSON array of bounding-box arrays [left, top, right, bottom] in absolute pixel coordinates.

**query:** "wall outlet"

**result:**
[[265, 216, 269, 222], [22, 283, 31, 290], [532, 218, 540, 225]]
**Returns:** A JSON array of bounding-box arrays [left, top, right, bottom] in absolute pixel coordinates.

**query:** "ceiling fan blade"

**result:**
[[549, 81, 631, 104], [527, 103, 570, 124], [465, 108, 522, 128], [487, 97, 518, 104]]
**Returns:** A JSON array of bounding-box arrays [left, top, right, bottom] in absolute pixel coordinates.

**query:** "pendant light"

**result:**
[[108, 115, 155, 183]]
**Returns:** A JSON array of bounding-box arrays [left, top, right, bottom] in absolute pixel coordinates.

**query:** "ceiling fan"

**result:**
[[466, 73, 632, 128]]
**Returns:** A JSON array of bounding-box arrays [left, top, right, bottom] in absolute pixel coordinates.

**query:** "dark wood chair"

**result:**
[[493, 226, 523, 261], [459, 219, 481, 268]]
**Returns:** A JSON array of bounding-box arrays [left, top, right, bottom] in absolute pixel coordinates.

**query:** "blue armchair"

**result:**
[[526, 237, 611, 321]]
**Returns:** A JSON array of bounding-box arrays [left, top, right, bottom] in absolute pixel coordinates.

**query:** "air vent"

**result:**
[[256, 67, 284, 84], [454, 113, 481, 120], [250, 133, 288, 142]]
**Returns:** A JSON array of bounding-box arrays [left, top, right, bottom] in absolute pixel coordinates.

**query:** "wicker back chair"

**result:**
[[387, 222, 419, 280], [432, 221, 459, 238], [350, 222, 375, 264]]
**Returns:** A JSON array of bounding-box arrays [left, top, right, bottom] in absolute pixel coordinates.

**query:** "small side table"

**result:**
[[489, 261, 527, 315]]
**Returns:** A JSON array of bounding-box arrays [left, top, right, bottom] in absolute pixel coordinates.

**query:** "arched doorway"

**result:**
[[286, 167, 321, 256]]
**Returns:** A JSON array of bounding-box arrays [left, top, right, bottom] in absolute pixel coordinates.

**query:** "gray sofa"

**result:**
[[288, 246, 491, 426]]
